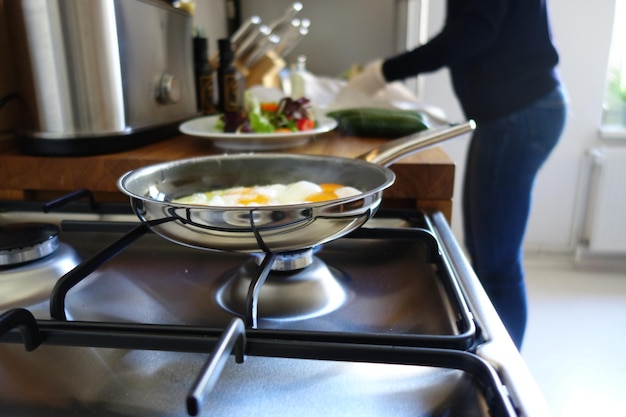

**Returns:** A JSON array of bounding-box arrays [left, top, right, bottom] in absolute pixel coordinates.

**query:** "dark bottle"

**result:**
[[193, 36, 216, 115], [217, 38, 243, 113]]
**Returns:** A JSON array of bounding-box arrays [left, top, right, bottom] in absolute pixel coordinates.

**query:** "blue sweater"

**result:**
[[382, 0, 560, 122]]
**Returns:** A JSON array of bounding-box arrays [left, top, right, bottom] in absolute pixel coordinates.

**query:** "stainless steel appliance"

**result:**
[[0, 191, 551, 416], [4, 0, 197, 156]]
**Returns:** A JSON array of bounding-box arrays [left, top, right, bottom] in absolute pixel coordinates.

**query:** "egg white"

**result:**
[[334, 186, 361, 198], [277, 181, 322, 204]]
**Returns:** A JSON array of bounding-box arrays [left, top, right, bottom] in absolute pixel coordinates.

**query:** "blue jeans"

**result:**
[[462, 85, 567, 349]]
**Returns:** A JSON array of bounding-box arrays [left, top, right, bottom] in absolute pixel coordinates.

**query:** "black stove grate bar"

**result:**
[[0, 310, 515, 417], [2, 311, 482, 368], [187, 318, 246, 417], [49, 223, 151, 320], [43, 189, 98, 213], [0, 308, 41, 351], [245, 252, 276, 329], [347, 226, 441, 262], [0, 311, 473, 353]]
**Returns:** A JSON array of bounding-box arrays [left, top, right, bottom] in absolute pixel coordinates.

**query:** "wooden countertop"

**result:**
[[0, 130, 455, 219]]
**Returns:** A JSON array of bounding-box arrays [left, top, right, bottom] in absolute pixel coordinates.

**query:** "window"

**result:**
[[602, 0, 626, 134]]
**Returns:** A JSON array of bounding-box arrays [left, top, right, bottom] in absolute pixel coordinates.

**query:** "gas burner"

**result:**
[[252, 247, 317, 271], [0, 242, 81, 313], [0, 222, 82, 313], [0, 222, 60, 266], [216, 256, 350, 322]]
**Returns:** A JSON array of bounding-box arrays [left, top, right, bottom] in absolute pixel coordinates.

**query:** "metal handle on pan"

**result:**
[[358, 120, 476, 167]]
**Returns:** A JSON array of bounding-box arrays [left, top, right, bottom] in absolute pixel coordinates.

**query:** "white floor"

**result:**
[[521, 254, 626, 417]]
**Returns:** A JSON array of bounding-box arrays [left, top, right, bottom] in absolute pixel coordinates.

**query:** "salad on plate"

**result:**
[[216, 89, 317, 134]]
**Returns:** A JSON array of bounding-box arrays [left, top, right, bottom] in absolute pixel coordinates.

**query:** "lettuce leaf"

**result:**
[[249, 112, 275, 133]]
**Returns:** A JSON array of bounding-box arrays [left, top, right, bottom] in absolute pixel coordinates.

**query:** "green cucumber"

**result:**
[[326, 107, 429, 138], [327, 107, 428, 121]]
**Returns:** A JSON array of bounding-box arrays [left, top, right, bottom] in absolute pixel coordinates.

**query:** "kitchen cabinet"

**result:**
[[0, 130, 455, 221]]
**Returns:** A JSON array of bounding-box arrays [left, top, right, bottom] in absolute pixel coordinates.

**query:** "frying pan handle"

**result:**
[[357, 120, 476, 167]]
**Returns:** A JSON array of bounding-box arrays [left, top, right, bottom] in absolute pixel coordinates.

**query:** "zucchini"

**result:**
[[327, 107, 429, 138]]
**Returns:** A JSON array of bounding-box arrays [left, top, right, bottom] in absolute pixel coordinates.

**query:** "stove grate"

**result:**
[[0, 309, 515, 417]]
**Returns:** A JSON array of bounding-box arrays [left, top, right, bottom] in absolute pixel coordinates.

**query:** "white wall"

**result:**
[[193, 0, 228, 57], [422, 0, 617, 255]]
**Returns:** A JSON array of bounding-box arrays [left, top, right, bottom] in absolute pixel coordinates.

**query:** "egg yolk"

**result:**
[[304, 191, 339, 202], [237, 193, 272, 205], [319, 183, 343, 192]]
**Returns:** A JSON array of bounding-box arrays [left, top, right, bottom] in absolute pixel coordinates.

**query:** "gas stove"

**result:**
[[0, 192, 550, 416]]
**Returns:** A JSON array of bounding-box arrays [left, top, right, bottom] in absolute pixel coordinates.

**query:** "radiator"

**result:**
[[583, 147, 626, 254]]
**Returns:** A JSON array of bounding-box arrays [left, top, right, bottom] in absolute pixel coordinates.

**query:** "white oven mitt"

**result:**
[[344, 59, 387, 95], [334, 59, 387, 106]]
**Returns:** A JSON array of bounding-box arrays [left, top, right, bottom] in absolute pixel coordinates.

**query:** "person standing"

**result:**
[[340, 0, 568, 349]]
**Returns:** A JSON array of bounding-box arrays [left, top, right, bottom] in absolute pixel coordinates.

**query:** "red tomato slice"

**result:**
[[296, 118, 315, 131]]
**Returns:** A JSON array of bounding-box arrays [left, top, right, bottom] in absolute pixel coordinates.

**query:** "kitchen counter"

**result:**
[[0, 131, 455, 220]]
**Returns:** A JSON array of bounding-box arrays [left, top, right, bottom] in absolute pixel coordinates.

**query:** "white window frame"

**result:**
[[600, 0, 626, 139]]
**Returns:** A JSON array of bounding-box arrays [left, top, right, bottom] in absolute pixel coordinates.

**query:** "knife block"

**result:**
[[237, 50, 285, 90]]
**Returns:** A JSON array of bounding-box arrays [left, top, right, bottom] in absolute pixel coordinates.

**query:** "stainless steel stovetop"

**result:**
[[0, 196, 550, 416]]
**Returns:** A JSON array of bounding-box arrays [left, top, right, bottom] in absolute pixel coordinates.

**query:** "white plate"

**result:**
[[179, 115, 338, 151]]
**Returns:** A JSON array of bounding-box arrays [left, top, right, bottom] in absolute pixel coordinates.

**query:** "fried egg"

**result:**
[[173, 181, 361, 207]]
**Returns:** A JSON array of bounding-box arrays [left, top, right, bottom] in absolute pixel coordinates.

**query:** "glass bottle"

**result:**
[[217, 38, 243, 113], [290, 55, 307, 99], [193, 35, 216, 115]]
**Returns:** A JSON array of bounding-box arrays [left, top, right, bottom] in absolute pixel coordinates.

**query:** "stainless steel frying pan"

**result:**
[[117, 121, 475, 253]]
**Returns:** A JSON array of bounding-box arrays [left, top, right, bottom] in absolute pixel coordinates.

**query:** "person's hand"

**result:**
[[344, 59, 386, 96], [333, 59, 386, 107]]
